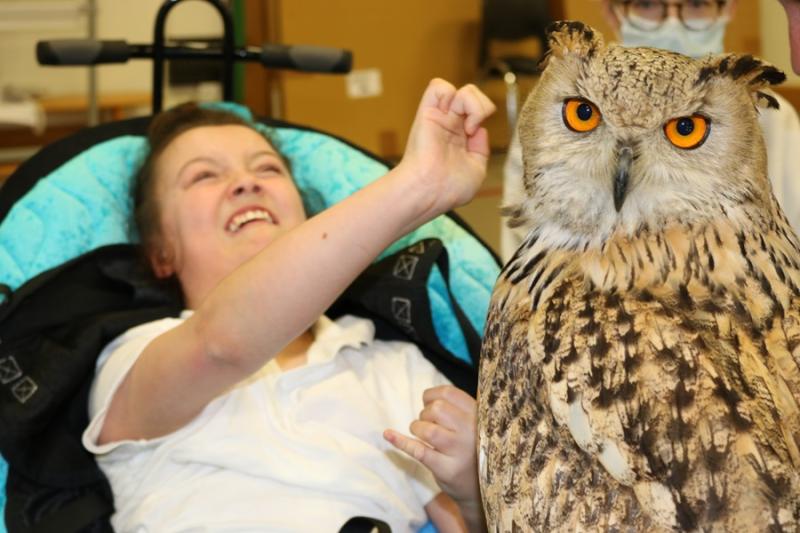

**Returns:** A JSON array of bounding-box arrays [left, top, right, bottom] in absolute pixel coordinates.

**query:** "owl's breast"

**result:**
[[479, 263, 664, 530], [479, 223, 800, 531]]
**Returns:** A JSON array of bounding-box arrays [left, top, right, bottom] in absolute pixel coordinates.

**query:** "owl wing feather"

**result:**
[[479, 224, 800, 532]]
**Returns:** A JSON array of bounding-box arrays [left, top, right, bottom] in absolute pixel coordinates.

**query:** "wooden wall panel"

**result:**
[[243, 0, 269, 117], [242, 1, 764, 156], [727, 1, 761, 56], [774, 85, 800, 113], [251, 1, 481, 158], [561, 0, 616, 39]]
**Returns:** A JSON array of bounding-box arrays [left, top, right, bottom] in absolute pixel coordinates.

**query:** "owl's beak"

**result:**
[[614, 146, 633, 212]]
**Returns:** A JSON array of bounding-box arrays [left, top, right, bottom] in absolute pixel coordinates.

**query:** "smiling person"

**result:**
[[499, 0, 800, 261], [81, 78, 494, 533]]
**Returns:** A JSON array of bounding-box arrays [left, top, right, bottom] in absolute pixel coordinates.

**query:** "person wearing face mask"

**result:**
[[604, 0, 731, 57], [500, 0, 800, 262]]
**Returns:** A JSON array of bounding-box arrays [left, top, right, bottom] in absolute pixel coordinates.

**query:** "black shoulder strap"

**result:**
[[0, 244, 182, 533], [329, 238, 480, 395], [428, 239, 482, 360], [339, 516, 392, 533], [5, 473, 113, 533]]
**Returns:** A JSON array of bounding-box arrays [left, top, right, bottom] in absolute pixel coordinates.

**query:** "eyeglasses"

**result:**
[[612, 1, 728, 31]]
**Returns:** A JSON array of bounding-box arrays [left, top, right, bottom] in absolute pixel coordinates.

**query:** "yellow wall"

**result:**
[[271, 0, 482, 157], [760, 0, 800, 86]]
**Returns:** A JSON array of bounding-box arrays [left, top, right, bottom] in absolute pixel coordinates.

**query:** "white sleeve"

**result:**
[[82, 316, 185, 455], [760, 92, 800, 233]]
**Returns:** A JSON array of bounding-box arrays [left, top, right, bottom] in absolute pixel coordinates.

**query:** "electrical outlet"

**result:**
[[346, 68, 383, 99]]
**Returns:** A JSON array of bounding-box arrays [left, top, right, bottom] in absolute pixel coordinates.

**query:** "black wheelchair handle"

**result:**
[[259, 44, 352, 73], [36, 40, 352, 74], [37, 39, 133, 65]]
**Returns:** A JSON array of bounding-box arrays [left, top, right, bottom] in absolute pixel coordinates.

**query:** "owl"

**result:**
[[478, 21, 800, 532]]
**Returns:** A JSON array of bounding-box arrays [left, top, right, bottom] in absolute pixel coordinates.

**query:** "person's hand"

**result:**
[[384, 385, 481, 510], [396, 79, 496, 221]]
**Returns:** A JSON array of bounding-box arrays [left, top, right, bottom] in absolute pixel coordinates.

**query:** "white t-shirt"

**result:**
[[82, 313, 448, 533]]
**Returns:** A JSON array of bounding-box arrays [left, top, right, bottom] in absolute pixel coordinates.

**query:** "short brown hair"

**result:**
[[133, 102, 286, 260]]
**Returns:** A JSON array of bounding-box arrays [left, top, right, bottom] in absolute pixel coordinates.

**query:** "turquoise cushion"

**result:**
[[0, 103, 499, 531], [0, 458, 5, 533]]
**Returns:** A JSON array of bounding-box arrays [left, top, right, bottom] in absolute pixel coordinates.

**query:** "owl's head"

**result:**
[[512, 21, 786, 249]]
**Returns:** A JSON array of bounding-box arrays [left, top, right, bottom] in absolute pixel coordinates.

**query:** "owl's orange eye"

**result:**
[[562, 99, 601, 133], [664, 115, 710, 150]]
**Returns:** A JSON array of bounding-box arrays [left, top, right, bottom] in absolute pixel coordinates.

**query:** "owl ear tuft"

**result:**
[[696, 54, 786, 108], [546, 21, 604, 60]]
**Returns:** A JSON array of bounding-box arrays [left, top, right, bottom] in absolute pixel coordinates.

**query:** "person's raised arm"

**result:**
[[98, 79, 495, 443]]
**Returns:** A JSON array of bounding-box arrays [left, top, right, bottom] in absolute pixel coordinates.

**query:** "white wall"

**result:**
[[0, 0, 224, 101], [760, 0, 800, 86]]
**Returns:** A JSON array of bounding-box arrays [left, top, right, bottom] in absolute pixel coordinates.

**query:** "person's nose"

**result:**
[[665, 4, 681, 19], [228, 171, 263, 197]]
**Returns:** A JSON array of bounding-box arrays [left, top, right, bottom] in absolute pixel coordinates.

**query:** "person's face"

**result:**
[[779, 0, 800, 74], [152, 125, 306, 302], [601, 0, 737, 34]]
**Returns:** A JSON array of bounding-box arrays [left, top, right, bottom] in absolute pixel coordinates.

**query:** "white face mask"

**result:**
[[619, 15, 728, 58]]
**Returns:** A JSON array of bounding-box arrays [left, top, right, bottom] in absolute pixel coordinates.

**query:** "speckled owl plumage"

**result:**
[[478, 21, 800, 531]]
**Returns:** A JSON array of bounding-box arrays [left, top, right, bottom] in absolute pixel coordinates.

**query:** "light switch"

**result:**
[[345, 68, 383, 99]]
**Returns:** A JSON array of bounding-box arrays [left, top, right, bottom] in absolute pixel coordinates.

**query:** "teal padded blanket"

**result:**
[[0, 103, 500, 532], [0, 460, 5, 531]]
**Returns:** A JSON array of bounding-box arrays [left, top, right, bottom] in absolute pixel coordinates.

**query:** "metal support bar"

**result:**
[[152, 0, 235, 113], [86, 0, 98, 126]]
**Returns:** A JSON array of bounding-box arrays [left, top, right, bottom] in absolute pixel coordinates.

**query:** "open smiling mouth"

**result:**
[[226, 208, 275, 233]]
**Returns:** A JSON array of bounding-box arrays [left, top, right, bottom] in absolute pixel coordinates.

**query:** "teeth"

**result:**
[[227, 209, 273, 232]]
